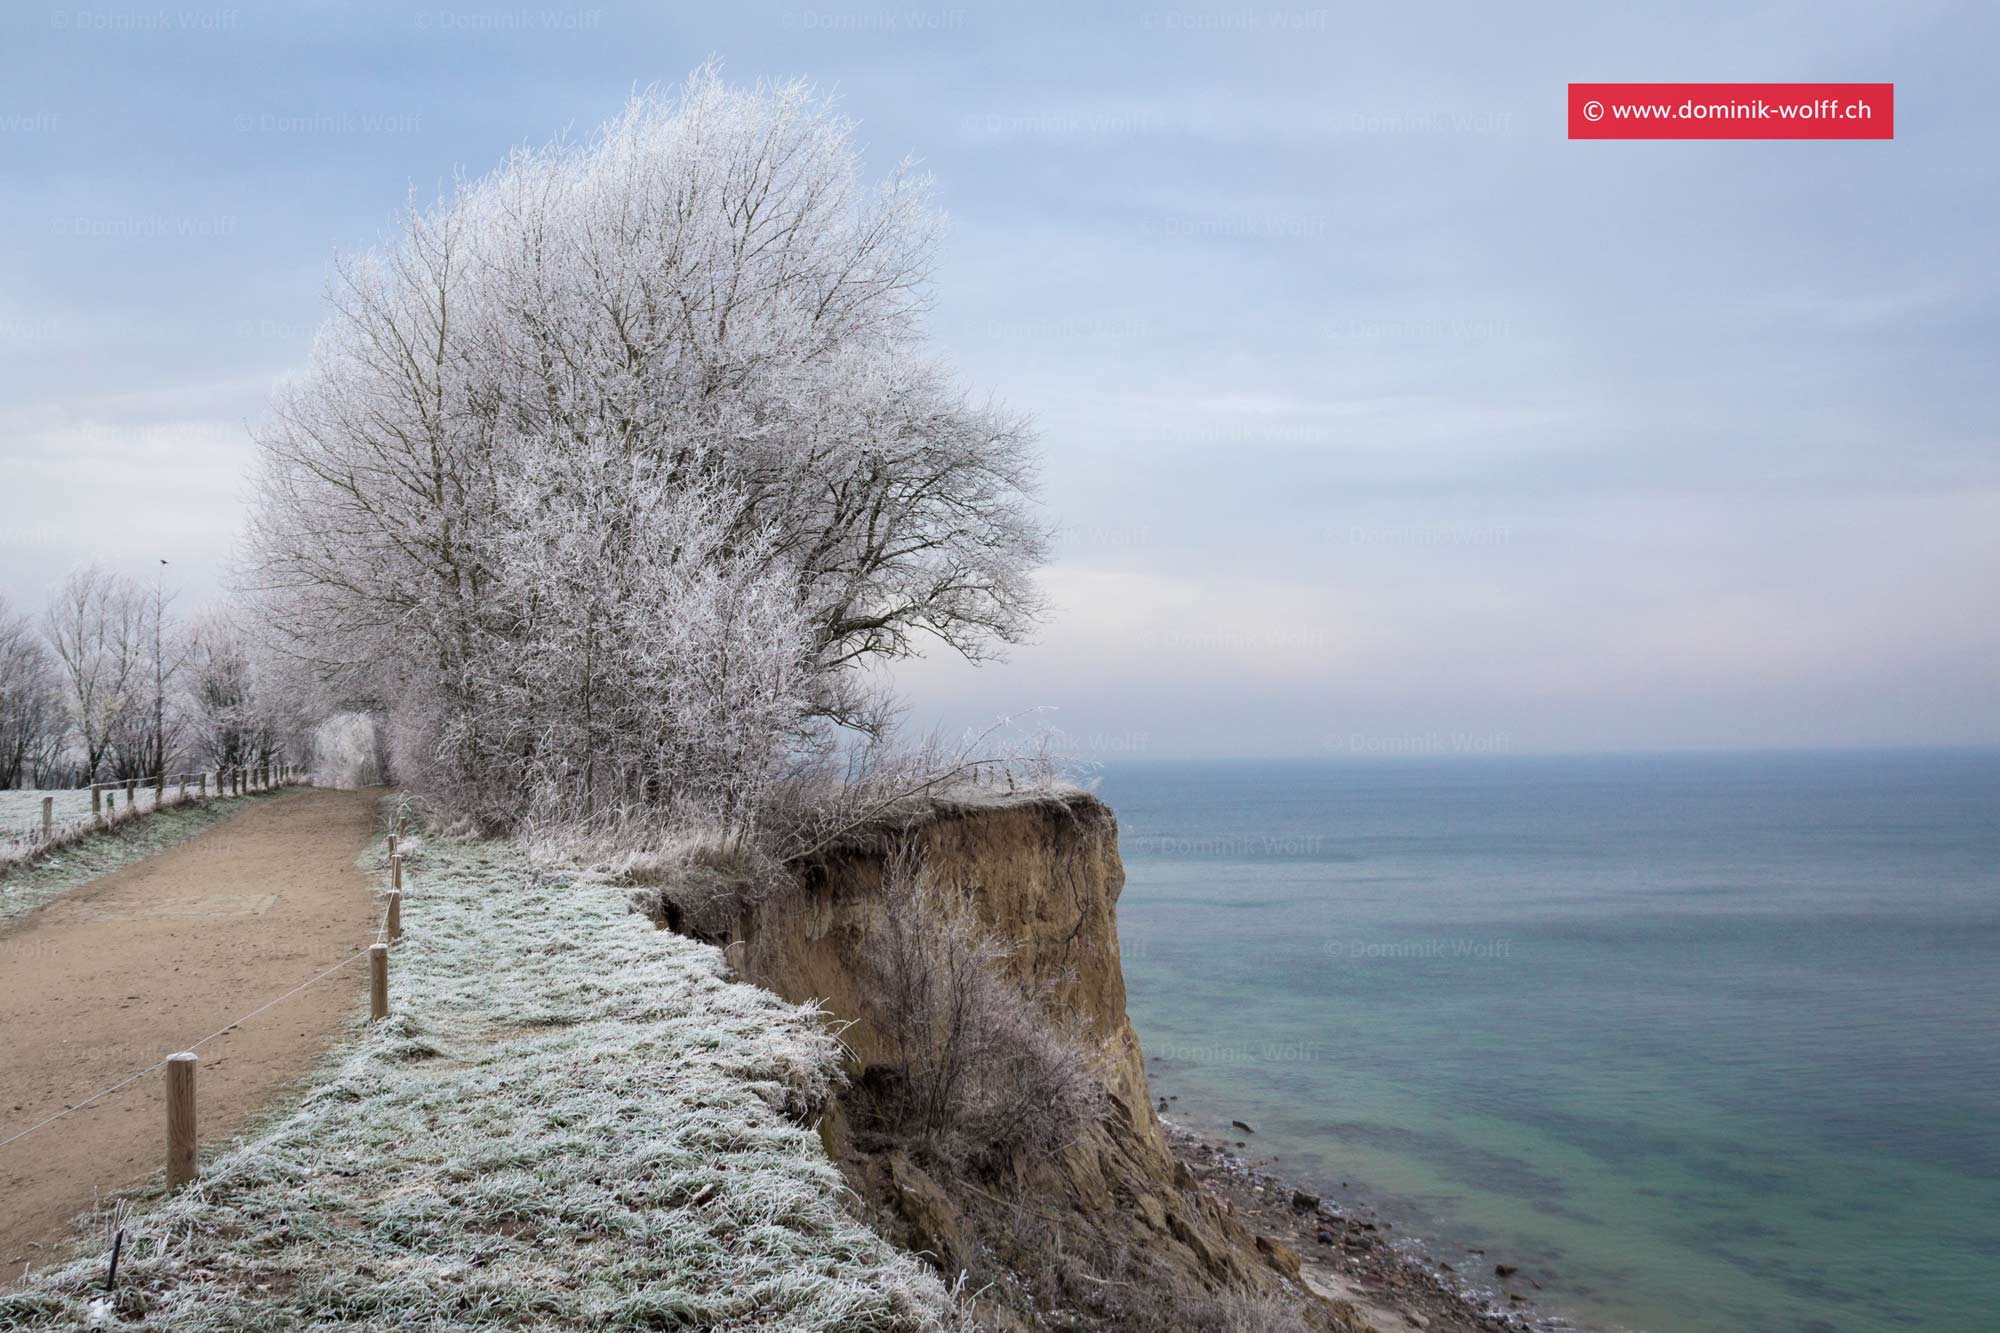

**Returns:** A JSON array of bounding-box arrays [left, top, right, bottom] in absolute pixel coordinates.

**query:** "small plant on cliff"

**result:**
[[859, 843, 1104, 1172]]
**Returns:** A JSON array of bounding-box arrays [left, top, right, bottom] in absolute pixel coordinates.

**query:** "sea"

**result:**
[[1099, 751, 2000, 1333]]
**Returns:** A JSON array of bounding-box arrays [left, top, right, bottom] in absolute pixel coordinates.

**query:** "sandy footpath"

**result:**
[[0, 787, 382, 1277]]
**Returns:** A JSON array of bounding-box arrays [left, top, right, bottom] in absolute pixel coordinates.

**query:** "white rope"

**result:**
[[0, 945, 375, 1154]]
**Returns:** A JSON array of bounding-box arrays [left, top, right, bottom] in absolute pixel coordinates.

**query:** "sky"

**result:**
[[1, 1, 1995, 759]]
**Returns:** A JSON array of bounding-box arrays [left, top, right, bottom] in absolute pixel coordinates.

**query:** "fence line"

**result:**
[[0, 831, 408, 1169], [0, 943, 373, 1155], [1, 764, 307, 869]]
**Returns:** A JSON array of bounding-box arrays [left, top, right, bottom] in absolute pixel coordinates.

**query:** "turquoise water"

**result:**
[[1101, 752, 2000, 1333]]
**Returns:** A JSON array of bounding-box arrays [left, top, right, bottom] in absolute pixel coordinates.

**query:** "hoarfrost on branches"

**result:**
[[246, 65, 1049, 829]]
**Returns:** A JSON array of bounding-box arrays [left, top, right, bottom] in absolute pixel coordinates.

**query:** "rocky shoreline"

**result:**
[[1162, 1120, 1588, 1332]]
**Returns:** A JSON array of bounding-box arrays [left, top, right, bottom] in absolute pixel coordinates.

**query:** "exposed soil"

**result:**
[[0, 787, 382, 1279]]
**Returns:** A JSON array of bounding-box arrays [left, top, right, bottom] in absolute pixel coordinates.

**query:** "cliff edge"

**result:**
[[679, 791, 1357, 1331]]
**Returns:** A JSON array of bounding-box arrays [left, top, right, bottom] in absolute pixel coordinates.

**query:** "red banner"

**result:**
[[1568, 83, 1894, 140]]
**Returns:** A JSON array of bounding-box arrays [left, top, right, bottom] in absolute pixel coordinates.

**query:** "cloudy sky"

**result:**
[[2, 1, 1994, 758]]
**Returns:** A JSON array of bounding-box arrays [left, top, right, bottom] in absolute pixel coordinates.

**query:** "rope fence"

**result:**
[[0, 831, 412, 1199]]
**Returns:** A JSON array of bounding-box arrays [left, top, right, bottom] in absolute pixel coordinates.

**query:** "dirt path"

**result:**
[[0, 787, 382, 1277]]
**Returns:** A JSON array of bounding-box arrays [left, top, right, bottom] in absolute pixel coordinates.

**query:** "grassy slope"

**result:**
[[0, 814, 960, 1332]]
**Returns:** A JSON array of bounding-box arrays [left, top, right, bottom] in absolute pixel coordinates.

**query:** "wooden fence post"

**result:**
[[41, 795, 52, 838], [92, 784, 102, 819], [386, 890, 402, 943], [391, 853, 402, 891], [124, 778, 136, 806], [166, 1053, 198, 1190], [369, 944, 389, 1021], [155, 772, 166, 804]]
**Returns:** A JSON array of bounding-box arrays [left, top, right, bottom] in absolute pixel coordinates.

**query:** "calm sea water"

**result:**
[[1100, 752, 2000, 1333]]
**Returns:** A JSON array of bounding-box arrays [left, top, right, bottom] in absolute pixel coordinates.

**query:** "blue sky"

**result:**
[[2, 1, 1995, 757]]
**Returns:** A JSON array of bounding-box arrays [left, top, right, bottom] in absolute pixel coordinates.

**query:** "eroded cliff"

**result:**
[[681, 791, 1354, 1331]]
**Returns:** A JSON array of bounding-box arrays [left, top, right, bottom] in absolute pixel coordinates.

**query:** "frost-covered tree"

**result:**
[[0, 597, 64, 788], [247, 67, 1047, 826], [42, 568, 144, 782], [184, 611, 269, 768], [40, 569, 194, 782]]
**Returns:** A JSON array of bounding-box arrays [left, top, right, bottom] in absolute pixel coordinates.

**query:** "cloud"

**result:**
[[0, 386, 260, 611], [2, 0, 1996, 753]]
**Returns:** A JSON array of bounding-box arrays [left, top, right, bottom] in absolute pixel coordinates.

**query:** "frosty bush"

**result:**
[[246, 66, 1047, 830], [860, 845, 1103, 1171]]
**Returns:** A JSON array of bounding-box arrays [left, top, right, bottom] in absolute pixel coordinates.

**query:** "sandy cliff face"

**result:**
[[706, 791, 1351, 1330]]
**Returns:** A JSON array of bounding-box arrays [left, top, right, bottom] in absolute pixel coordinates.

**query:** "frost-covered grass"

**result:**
[[0, 792, 283, 926], [0, 787, 97, 829], [0, 808, 963, 1332]]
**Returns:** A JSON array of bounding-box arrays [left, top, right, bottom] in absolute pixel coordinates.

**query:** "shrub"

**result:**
[[858, 844, 1104, 1172]]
